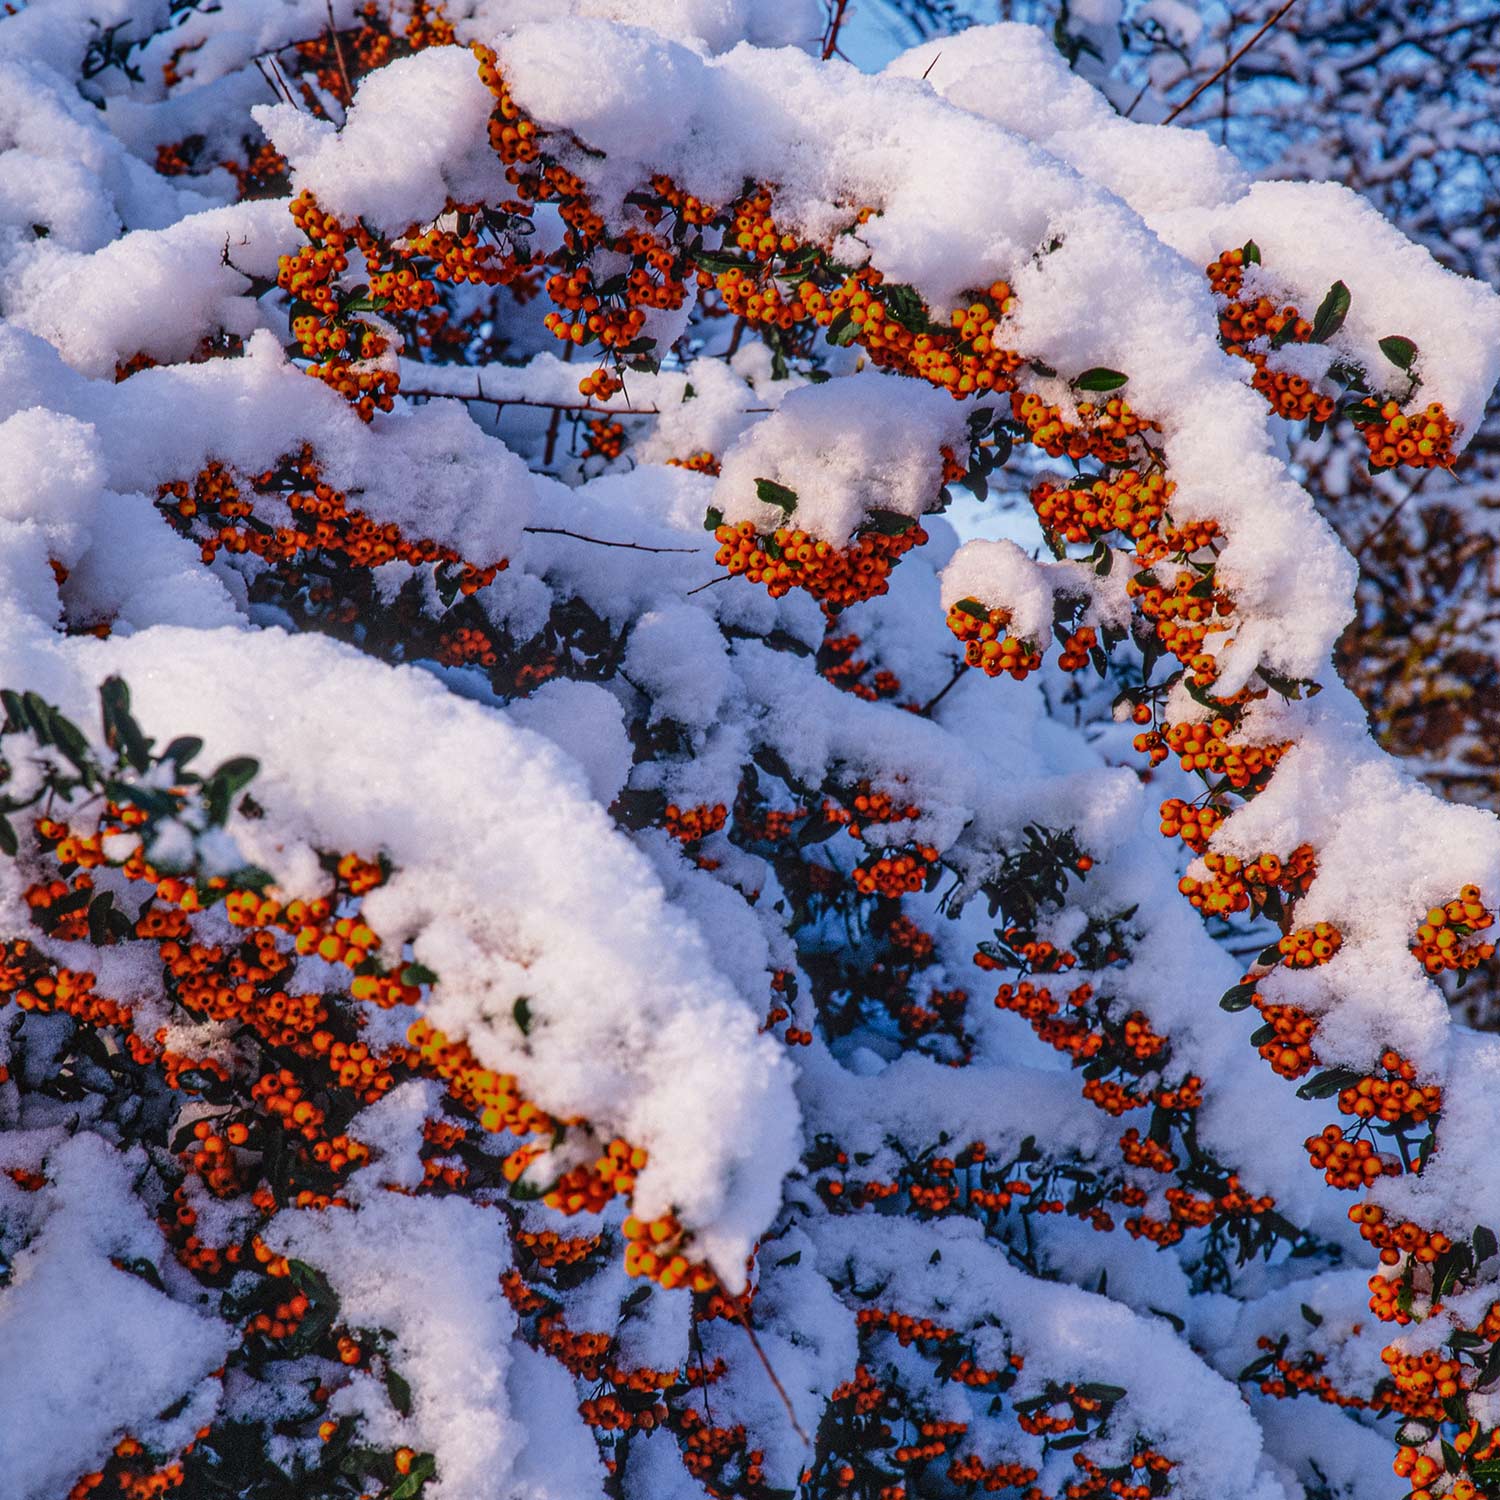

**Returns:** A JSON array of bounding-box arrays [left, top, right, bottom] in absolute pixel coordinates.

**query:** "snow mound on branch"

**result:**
[[0, 1135, 233, 1500], [84, 626, 800, 1282], [713, 375, 970, 545]]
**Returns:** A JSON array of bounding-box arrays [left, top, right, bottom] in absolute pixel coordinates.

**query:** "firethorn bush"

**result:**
[[2, 4, 1500, 1500]]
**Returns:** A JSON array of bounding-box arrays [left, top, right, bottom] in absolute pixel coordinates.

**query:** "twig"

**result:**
[[821, 0, 850, 61], [1121, 79, 1151, 119], [1163, 0, 1303, 124], [920, 51, 942, 82], [324, 0, 353, 108], [685, 574, 731, 596], [403, 389, 667, 416], [523, 526, 698, 555], [919, 660, 968, 717], [1353, 468, 1435, 561], [734, 1303, 809, 1446], [254, 56, 296, 108]]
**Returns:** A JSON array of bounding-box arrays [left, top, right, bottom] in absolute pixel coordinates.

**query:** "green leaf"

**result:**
[[1078, 1383, 1127, 1403], [1296, 1067, 1363, 1101], [210, 756, 260, 798], [1310, 280, 1351, 345], [1256, 944, 1283, 966], [1378, 335, 1418, 371], [513, 997, 533, 1036], [100, 675, 152, 772], [1343, 400, 1385, 427], [1474, 1225, 1498, 1264], [1219, 982, 1256, 1012], [0, 815, 15, 858], [693, 249, 751, 275], [703, 506, 724, 533], [385, 1368, 413, 1417], [161, 736, 204, 769], [863, 508, 916, 536], [401, 962, 438, 987], [953, 598, 989, 621], [1241, 240, 1261, 265], [1300, 1303, 1323, 1326], [1074, 367, 1128, 393], [828, 311, 861, 347], [754, 478, 799, 515]]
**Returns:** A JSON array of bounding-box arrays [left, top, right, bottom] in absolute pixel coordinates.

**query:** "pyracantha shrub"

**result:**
[[2, 5, 1500, 1500]]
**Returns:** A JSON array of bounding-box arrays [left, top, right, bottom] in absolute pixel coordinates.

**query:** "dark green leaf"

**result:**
[[1378, 335, 1417, 371], [1074, 367, 1128, 393], [1219, 982, 1256, 1012], [401, 962, 439, 987], [863, 509, 916, 536], [1296, 1068, 1363, 1101], [1241, 240, 1261, 265], [1310, 281, 1351, 345], [754, 478, 799, 515], [513, 997, 533, 1036], [385, 1368, 413, 1417], [703, 506, 723, 533]]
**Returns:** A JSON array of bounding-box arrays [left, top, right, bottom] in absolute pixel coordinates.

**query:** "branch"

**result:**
[[1163, 0, 1303, 124], [523, 526, 699, 555], [821, 0, 851, 61]]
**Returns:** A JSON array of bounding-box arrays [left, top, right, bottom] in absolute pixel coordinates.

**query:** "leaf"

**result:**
[[1048, 1432, 1093, 1451], [513, 997, 533, 1036], [863, 508, 916, 536], [754, 478, 799, 515], [1296, 1067, 1363, 1101], [703, 506, 724, 533], [1257, 943, 1284, 967], [100, 676, 152, 772], [401, 962, 438, 987], [1219, 982, 1257, 1012], [1300, 1303, 1323, 1326], [693, 249, 750, 275], [161, 736, 204, 768], [1074, 367, 1128, 393], [953, 598, 988, 621], [385, 1368, 413, 1417], [390, 1455, 438, 1499], [0, 815, 16, 858], [1241, 240, 1261, 265], [1342, 400, 1385, 427], [210, 756, 260, 796], [827, 310, 861, 347], [1078, 1383, 1127, 1403], [1378, 334, 1418, 371], [1474, 1225, 1498, 1265], [1310, 280, 1351, 344]]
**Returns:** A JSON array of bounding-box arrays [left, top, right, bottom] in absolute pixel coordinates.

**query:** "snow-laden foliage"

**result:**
[[1, 5, 1499, 1500]]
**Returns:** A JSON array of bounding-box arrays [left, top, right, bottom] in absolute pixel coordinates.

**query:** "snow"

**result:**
[[1, 4, 1499, 1497], [0, 1135, 233, 1500]]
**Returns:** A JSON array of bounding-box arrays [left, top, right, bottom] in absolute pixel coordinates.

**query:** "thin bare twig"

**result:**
[[821, 0, 850, 61], [919, 660, 969, 717], [403, 389, 667, 416], [734, 1304, 809, 1446], [1354, 468, 1436, 561], [1163, 0, 1303, 124], [685, 574, 731, 596], [523, 526, 698, 555], [324, 0, 353, 107]]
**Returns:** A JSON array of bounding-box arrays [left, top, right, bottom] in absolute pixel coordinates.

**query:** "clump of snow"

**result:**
[[713, 374, 970, 545]]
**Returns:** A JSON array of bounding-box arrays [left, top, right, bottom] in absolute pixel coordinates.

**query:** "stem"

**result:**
[[734, 1302, 810, 1445], [523, 526, 698, 555], [1163, 0, 1303, 125]]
